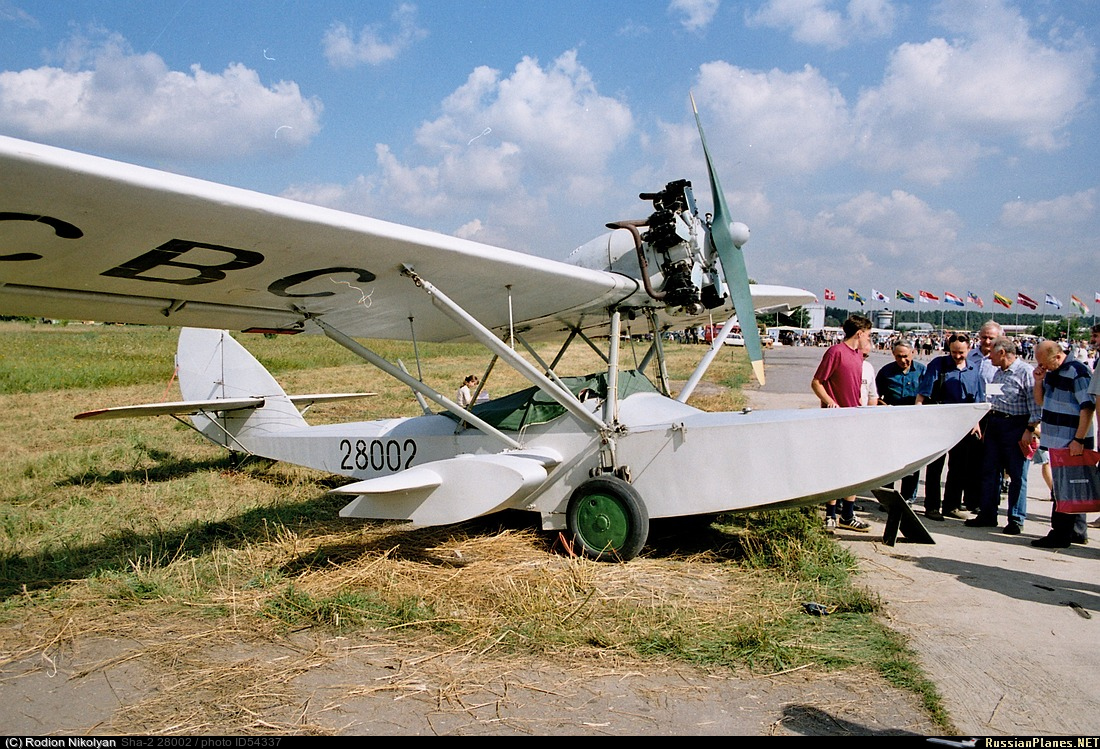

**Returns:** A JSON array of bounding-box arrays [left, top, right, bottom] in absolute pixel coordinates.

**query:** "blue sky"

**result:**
[[2, 1, 1097, 315]]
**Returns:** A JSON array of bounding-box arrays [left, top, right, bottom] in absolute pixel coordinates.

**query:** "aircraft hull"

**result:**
[[240, 393, 987, 529]]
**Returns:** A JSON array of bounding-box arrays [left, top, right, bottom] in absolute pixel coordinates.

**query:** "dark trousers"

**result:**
[[925, 432, 983, 514], [978, 413, 1029, 526], [891, 470, 920, 503], [1051, 510, 1088, 540]]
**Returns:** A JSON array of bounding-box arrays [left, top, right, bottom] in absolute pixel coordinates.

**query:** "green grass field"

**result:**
[[0, 321, 948, 733]]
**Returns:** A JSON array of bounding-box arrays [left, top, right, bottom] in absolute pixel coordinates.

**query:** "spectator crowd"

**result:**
[[812, 316, 1100, 547]]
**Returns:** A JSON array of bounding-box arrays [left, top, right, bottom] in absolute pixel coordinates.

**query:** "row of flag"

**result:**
[[823, 289, 1096, 316]]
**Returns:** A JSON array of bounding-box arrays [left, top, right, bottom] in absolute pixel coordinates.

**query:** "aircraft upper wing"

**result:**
[[0, 135, 639, 341], [0, 136, 813, 342]]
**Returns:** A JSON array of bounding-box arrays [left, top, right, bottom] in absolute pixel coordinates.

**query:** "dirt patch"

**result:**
[[2, 626, 937, 736], [1, 520, 939, 736]]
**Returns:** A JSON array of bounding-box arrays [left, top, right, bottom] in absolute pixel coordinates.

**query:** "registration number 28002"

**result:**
[[339, 438, 417, 472]]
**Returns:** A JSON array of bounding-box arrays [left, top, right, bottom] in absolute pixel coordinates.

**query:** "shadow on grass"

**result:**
[[0, 463, 353, 600], [54, 452, 249, 487], [4, 453, 819, 602]]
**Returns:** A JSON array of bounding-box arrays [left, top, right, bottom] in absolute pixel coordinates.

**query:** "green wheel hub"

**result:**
[[574, 493, 631, 550], [565, 475, 649, 561]]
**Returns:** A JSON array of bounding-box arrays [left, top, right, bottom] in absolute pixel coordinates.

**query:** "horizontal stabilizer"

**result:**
[[74, 392, 375, 421], [288, 392, 376, 408], [75, 397, 265, 420], [337, 447, 561, 526]]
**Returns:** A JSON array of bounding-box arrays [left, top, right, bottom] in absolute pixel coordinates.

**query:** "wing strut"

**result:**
[[571, 326, 610, 364], [604, 308, 622, 425], [548, 328, 580, 371], [169, 412, 256, 455], [312, 317, 524, 451], [676, 313, 741, 403], [397, 359, 433, 415], [644, 308, 671, 395], [514, 332, 575, 395], [400, 266, 607, 434]]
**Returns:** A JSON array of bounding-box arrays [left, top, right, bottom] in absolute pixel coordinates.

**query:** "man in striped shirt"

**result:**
[[1031, 340, 1096, 548], [966, 338, 1040, 534]]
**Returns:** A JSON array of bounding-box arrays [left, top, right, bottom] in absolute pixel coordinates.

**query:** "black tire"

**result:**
[[565, 475, 649, 561]]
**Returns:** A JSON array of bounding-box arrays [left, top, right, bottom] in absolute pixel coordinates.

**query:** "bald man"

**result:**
[[1031, 340, 1096, 548]]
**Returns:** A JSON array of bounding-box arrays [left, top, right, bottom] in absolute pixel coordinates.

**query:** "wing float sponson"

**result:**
[[335, 449, 563, 526]]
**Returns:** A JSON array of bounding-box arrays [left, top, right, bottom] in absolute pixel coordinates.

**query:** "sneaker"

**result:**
[[925, 510, 944, 521], [944, 509, 969, 520], [1002, 523, 1021, 535], [837, 516, 871, 532], [824, 517, 837, 533]]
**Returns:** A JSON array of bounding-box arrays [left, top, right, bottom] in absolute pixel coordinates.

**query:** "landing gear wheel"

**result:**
[[566, 475, 649, 561]]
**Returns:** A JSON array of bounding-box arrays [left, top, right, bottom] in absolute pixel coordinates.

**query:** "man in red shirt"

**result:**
[[812, 314, 874, 532]]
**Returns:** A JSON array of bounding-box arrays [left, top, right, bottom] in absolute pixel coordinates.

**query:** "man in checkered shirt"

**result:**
[[966, 337, 1040, 534]]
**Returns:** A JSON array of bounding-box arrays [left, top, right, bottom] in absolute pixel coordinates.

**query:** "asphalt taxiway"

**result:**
[[746, 344, 1099, 736]]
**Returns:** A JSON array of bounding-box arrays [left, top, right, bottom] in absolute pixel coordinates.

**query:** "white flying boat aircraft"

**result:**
[[0, 100, 987, 560]]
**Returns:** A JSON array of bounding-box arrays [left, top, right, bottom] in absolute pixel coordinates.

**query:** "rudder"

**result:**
[[176, 328, 307, 450]]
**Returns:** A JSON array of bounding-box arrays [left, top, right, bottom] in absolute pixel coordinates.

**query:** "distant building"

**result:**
[[804, 303, 825, 330]]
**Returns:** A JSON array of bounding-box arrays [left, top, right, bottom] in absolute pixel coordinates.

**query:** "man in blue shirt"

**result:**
[[966, 338, 1041, 534], [876, 339, 926, 504], [916, 334, 986, 520], [1031, 340, 1095, 548]]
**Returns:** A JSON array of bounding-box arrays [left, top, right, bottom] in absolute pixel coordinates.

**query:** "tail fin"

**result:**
[[177, 328, 307, 450]]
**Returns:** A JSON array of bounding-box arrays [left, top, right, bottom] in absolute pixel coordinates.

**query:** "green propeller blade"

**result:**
[[690, 93, 765, 386]]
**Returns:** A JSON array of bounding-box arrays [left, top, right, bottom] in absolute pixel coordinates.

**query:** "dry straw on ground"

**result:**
[[3, 326, 911, 735]]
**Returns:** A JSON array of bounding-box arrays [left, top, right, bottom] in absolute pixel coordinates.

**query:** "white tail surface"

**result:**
[[176, 328, 307, 450]]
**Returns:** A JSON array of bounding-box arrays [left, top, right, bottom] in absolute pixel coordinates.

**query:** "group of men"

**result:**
[[812, 316, 1099, 548]]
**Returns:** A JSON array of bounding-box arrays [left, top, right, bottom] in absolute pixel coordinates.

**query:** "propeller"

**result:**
[[690, 93, 766, 386]]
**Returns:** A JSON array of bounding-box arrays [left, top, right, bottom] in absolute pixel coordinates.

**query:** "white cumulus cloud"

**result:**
[[289, 50, 633, 254], [323, 4, 427, 69], [0, 28, 322, 159], [1001, 189, 1097, 228], [670, 0, 721, 32], [854, 0, 1095, 183], [693, 60, 854, 176], [747, 0, 897, 49]]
